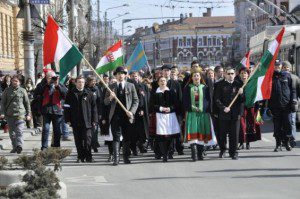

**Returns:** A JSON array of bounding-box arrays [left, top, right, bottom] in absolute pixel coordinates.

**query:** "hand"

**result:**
[[67, 122, 71, 126], [0, 115, 4, 119], [92, 122, 97, 127], [195, 107, 200, 112], [126, 111, 133, 119], [224, 107, 230, 113], [238, 88, 243, 95], [102, 120, 106, 124], [109, 92, 116, 101], [165, 108, 171, 113], [139, 110, 144, 116], [26, 115, 31, 121]]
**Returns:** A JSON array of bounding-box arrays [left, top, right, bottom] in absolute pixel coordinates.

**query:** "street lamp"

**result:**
[[104, 4, 129, 48], [110, 12, 130, 22]]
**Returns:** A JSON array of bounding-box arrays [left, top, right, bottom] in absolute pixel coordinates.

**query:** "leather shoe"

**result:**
[[219, 150, 225, 158]]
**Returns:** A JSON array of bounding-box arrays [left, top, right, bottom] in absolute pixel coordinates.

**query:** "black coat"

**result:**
[[183, 84, 211, 113], [86, 85, 102, 116], [64, 88, 98, 129], [151, 89, 177, 114], [269, 71, 297, 111], [214, 79, 244, 120]]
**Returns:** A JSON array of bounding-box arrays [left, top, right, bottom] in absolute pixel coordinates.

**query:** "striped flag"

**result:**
[[96, 41, 124, 74], [43, 15, 83, 81], [245, 27, 285, 107], [236, 51, 251, 71]]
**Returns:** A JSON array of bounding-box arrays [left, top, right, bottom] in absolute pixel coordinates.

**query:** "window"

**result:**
[[203, 36, 207, 46], [208, 37, 212, 46], [217, 38, 221, 46], [213, 36, 216, 46], [186, 38, 191, 47], [251, 19, 255, 30], [178, 38, 183, 47], [198, 37, 203, 46]]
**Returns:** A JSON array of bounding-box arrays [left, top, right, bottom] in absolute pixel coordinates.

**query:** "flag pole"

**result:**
[[82, 56, 130, 114], [228, 62, 260, 109]]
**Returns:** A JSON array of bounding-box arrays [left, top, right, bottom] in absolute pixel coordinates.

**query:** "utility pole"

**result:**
[[23, 0, 35, 82], [104, 11, 108, 50], [69, 0, 77, 76], [87, 0, 93, 65]]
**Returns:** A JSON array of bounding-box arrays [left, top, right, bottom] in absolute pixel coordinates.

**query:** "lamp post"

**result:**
[[104, 4, 129, 48]]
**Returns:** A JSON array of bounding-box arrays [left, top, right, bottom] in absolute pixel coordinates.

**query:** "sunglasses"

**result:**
[[227, 73, 235, 75]]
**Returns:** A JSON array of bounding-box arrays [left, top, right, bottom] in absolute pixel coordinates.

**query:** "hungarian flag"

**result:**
[[236, 51, 251, 71], [96, 40, 123, 74], [245, 27, 285, 107], [43, 15, 83, 81]]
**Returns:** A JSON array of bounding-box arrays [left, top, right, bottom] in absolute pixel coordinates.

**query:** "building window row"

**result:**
[[0, 12, 15, 58]]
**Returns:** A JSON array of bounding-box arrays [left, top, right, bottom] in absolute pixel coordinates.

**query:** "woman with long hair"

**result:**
[[183, 67, 216, 161]]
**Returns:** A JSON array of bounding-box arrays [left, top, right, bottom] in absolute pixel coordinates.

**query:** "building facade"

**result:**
[[126, 11, 235, 68], [0, 0, 24, 72]]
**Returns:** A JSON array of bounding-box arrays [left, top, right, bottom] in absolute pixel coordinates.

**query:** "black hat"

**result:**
[[275, 59, 281, 66], [113, 66, 127, 75], [161, 64, 172, 70]]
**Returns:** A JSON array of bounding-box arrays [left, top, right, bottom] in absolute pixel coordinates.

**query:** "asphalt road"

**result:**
[[1, 122, 299, 199]]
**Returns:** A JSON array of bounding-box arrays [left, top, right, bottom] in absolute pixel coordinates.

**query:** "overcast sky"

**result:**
[[95, 0, 235, 35]]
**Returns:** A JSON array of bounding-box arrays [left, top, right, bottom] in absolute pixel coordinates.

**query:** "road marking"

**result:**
[[65, 175, 113, 186]]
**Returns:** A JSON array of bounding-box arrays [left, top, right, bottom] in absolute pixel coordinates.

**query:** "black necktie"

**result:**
[[118, 83, 123, 95]]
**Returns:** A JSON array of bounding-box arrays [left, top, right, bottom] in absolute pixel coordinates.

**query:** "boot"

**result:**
[[197, 145, 204, 160], [246, 142, 250, 150], [123, 141, 131, 164], [159, 141, 168, 162], [274, 138, 282, 152], [112, 141, 120, 166], [107, 143, 113, 162], [138, 142, 147, 153], [190, 144, 197, 161], [284, 138, 292, 151]]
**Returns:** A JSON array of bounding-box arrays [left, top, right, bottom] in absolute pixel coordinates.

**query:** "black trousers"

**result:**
[[169, 134, 184, 155], [272, 109, 292, 142], [91, 125, 100, 149], [33, 112, 43, 128], [111, 113, 132, 157], [212, 116, 221, 145], [218, 119, 240, 156], [130, 116, 147, 149], [73, 126, 92, 161]]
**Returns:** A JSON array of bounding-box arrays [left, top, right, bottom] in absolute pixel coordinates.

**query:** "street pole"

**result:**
[[23, 0, 35, 82], [69, 0, 76, 76], [104, 11, 108, 49], [87, 0, 93, 65]]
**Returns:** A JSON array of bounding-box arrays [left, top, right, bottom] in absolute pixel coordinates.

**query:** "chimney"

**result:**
[[167, 19, 171, 23], [185, 13, 188, 18], [189, 13, 193, 17], [180, 13, 184, 23], [172, 19, 175, 22], [207, 8, 212, 17]]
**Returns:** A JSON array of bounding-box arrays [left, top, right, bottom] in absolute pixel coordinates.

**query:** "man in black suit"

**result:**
[[104, 66, 139, 165], [64, 76, 98, 163], [214, 67, 244, 160]]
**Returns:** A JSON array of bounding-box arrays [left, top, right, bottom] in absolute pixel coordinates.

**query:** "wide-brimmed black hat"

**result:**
[[113, 66, 127, 75], [161, 64, 172, 70]]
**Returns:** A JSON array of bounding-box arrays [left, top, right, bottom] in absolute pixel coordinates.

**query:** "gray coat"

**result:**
[[0, 86, 31, 118], [104, 82, 139, 124]]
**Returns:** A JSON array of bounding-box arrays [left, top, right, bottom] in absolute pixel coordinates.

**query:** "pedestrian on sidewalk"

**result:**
[[64, 76, 98, 163], [34, 71, 67, 150], [0, 75, 31, 153]]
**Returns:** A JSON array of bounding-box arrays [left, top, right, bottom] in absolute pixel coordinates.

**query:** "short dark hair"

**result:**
[[214, 65, 223, 73], [75, 75, 85, 82], [225, 67, 235, 73], [11, 75, 20, 81], [191, 60, 199, 68]]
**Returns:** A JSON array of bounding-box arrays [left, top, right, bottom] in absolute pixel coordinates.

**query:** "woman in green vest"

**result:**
[[183, 67, 216, 161]]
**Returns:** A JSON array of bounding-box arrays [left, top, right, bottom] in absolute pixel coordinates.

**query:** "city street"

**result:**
[[1, 122, 300, 199]]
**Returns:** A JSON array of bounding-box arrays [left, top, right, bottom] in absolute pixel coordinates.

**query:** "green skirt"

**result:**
[[185, 111, 212, 142]]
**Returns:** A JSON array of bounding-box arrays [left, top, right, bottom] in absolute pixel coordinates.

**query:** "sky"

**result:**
[[95, 0, 235, 35]]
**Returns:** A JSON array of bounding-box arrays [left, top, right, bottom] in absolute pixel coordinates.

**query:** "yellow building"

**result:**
[[0, 1, 24, 72]]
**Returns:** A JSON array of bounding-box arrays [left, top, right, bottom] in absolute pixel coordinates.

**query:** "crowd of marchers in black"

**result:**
[[0, 59, 298, 165]]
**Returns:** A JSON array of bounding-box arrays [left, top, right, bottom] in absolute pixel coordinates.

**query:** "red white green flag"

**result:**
[[43, 15, 83, 81], [245, 27, 285, 107], [236, 51, 251, 71], [96, 40, 124, 74]]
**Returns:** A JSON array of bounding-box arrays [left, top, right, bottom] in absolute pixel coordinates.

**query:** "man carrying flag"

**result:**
[[243, 27, 296, 152]]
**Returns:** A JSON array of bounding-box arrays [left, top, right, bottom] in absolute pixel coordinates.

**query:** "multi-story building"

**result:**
[[234, 0, 290, 59], [0, 0, 24, 72], [126, 9, 235, 68]]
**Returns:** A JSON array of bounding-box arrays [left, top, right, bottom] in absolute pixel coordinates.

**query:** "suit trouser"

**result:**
[[111, 113, 132, 157], [73, 126, 92, 160], [218, 119, 240, 157], [130, 116, 147, 151]]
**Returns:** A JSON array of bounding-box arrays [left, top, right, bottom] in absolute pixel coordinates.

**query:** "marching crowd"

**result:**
[[0, 59, 299, 165]]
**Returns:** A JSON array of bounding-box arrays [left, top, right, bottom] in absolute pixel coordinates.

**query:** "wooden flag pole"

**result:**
[[82, 56, 130, 114], [228, 62, 260, 109]]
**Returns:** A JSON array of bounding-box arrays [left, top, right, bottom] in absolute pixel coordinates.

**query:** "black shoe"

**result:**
[[86, 158, 95, 163], [155, 154, 162, 159], [123, 156, 131, 164], [197, 145, 204, 160], [168, 154, 173, 159], [178, 151, 184, 155], [76, 158, 85, 163], [132, 149, 138, 156], [10, 148, 17, 153], [290, 140, 296, 148], [93, 147, 98, 153], [219, 150, 225, 158], [162, 157, 168, 162], [232, 154, 239, 160], [107, 155, 113, 162], [16, 146, 22, 154], [246, 143, 250, 150], [285, 143, 292, 151]]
